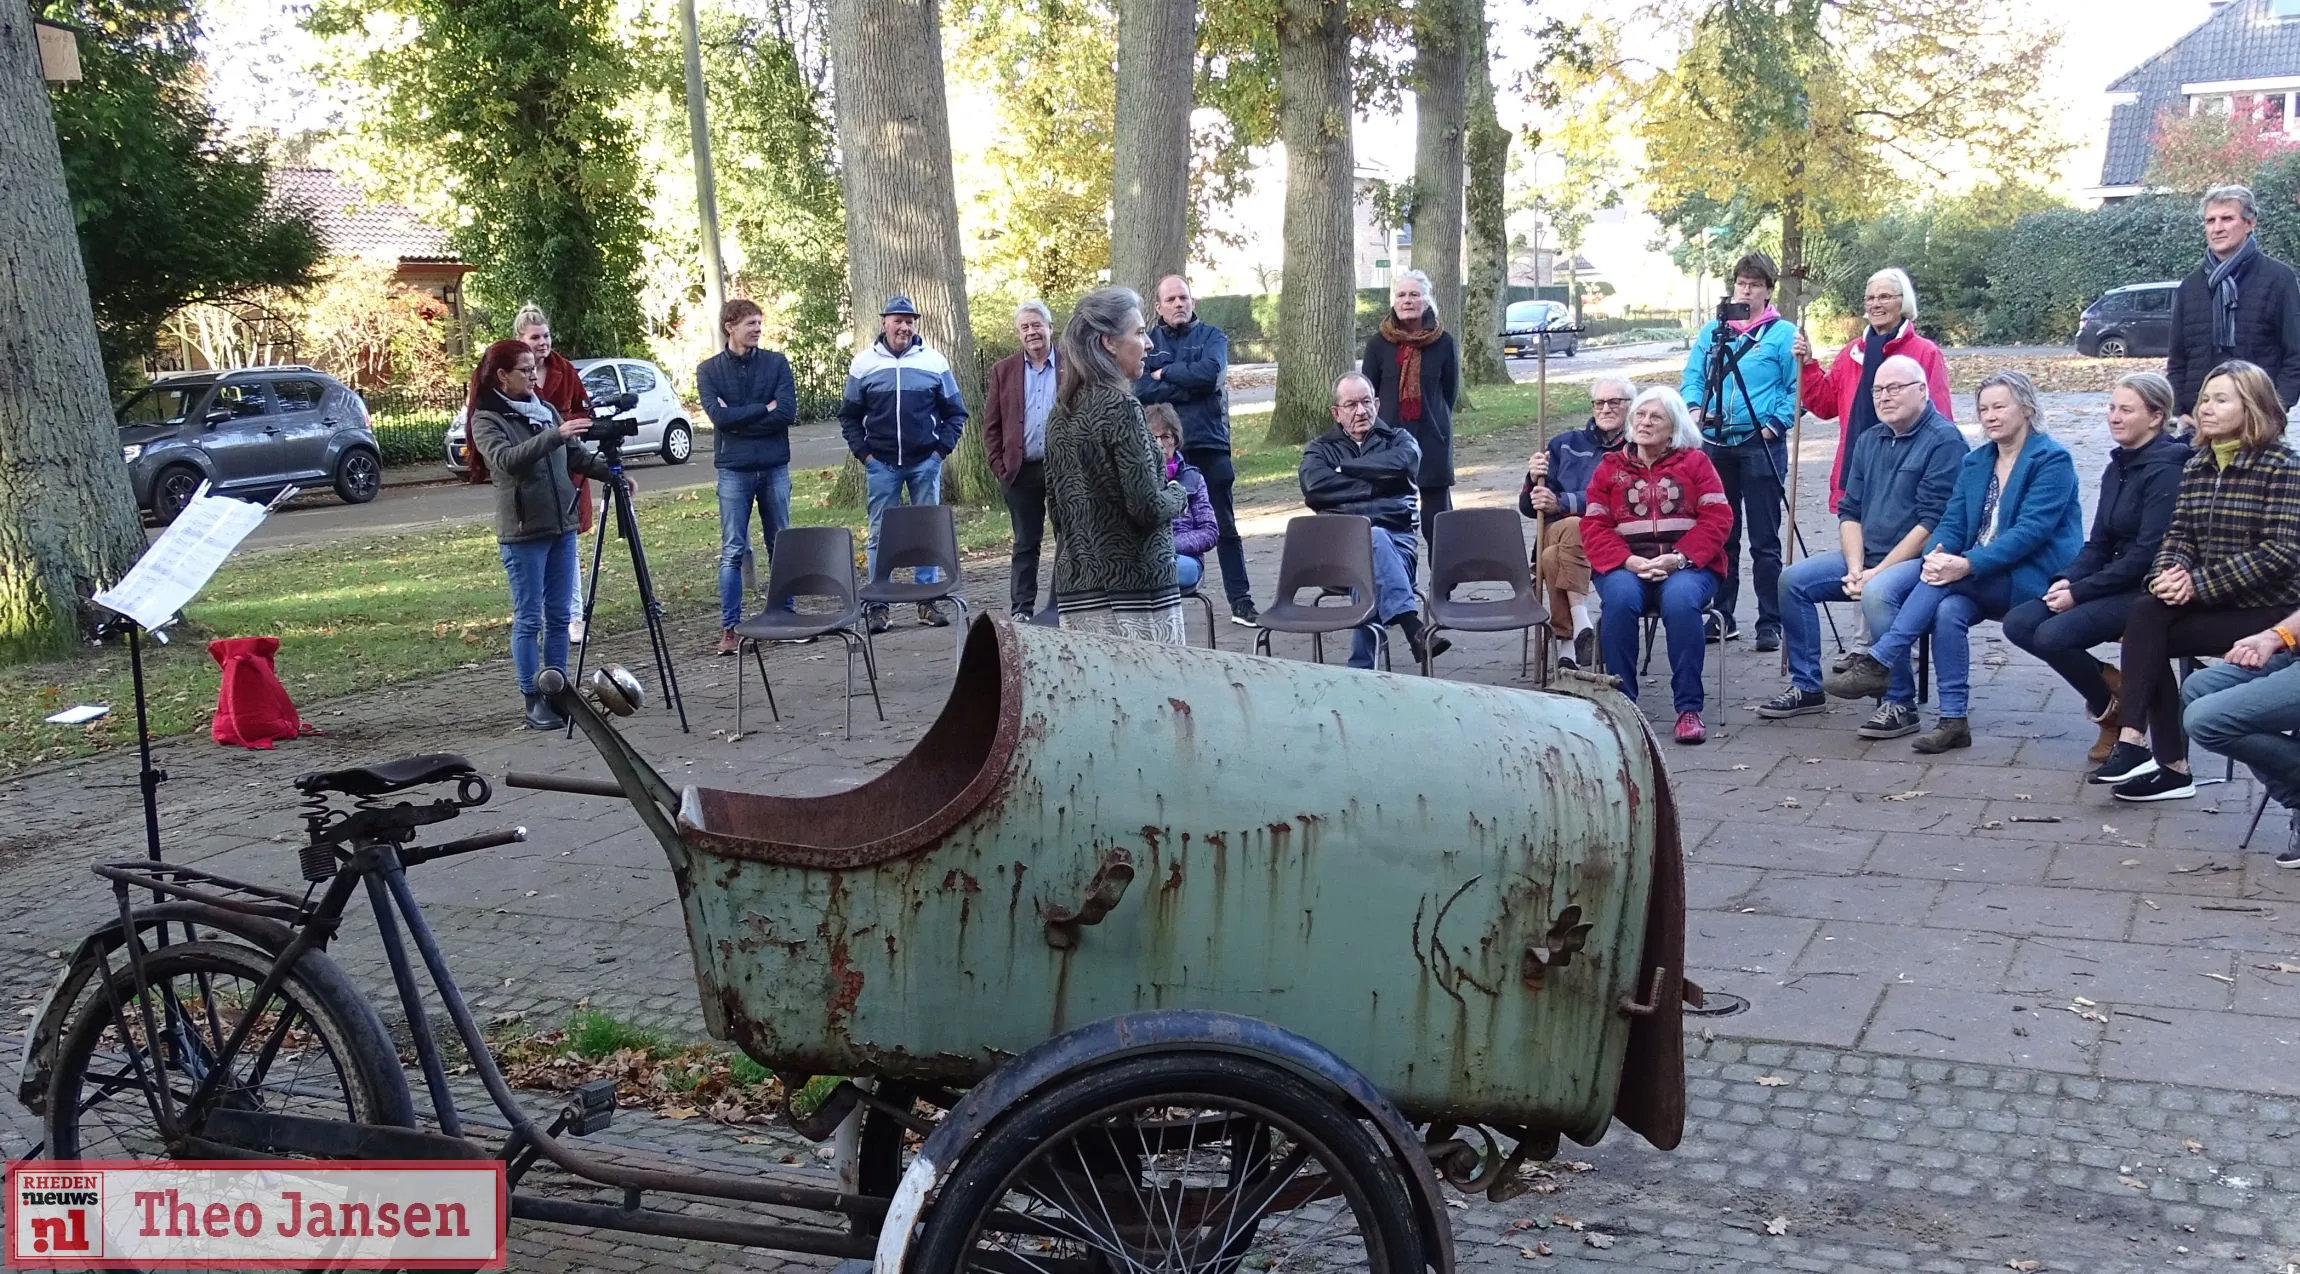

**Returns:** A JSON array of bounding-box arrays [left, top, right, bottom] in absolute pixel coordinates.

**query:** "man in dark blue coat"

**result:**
[[2167, 185, 2300, 422], [1136, 276, 1257, 624], [698, 298, 797, 654]]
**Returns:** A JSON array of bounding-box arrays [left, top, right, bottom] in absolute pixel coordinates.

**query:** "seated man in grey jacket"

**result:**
[[1298, 372, 1449, 670]]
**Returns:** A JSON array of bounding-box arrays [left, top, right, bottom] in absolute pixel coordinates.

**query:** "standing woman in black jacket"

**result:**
[[1361, 270, 1460, 551], [2003, 372, 2189, 765]]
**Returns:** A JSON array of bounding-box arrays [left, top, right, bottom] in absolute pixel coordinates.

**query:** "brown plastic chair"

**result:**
[[1251, 514, 1389, 669], [859, 504, 970, 662], [735, 526, 883, 736], [1419, 506, 1549, 681]]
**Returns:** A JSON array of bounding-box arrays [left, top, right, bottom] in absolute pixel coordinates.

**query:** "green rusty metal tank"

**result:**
[[592, 617, 1690, 1152]]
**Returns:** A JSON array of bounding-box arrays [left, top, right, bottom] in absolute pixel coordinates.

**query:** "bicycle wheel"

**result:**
[[908, 1052, 1426, 1274], [48, 939, 412, 1161]]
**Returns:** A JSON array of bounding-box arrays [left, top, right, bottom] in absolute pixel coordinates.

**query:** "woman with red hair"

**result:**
[[466, 339, 621, 730]]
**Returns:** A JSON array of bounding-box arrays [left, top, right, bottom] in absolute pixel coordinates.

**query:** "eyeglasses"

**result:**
[[1592, 397, 1632, 409], [1336, 397, 1375, 414], [1872, 380, 1921, 396]]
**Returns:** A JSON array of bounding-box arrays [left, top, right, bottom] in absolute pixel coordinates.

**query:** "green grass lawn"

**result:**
[[0, 378, 1586, 772]]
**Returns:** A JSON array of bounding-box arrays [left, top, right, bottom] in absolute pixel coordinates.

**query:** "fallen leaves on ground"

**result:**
[[2182, 1138, 2205, 1154], [486, 1027, 784, 1125], [1882, 789, 1929, 802], [1778, 797, 1801, 809], [1550, 1213, 1582, 1231], [1583, 1233, 1614, 1249], [1517, 1243, 1551, 1259], [2257, 962, 2300, 974], [2007, 1260, 2043, 1272], [1755, 1075, 1789, 1086], [1765, 1216, 1789, 1236]]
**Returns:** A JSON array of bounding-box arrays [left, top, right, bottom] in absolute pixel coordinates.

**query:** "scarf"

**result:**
[[1846, 322, 1898, 440], [2206, 234, 2262, 354], [502, 392, 556, 430], [1379, 311, 1444, 422]]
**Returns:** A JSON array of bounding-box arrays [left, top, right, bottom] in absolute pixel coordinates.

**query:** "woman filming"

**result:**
[[467, 339, 624, 731]]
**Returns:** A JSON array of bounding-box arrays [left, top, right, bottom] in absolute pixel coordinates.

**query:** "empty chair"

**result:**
[[1421, 506, 1549, 680], [858, 504, 970, 661], [1252, 514, 1389, 669], [735, 526, 883, 736]]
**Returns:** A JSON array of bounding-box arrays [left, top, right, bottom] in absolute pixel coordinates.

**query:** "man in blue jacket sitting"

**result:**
[[1758, 354, 1965, 740], [1681, 251, 1800, 651], [840, 296, 969, 633], [698, 298, 797, 655]]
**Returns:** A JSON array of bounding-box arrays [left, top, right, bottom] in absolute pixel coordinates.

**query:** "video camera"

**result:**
[[1714, 299, 1751, 323], [581, 392, 642, 447]]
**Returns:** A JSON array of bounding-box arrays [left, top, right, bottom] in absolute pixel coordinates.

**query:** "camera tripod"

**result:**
[[570, 432, 689, 733], [1700, 310, 1843, 652]]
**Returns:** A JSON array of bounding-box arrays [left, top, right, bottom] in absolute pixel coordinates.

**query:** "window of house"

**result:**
[[2262, 94, 2291, 132]]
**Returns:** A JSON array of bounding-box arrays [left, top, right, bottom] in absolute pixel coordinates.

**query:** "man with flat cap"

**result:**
[[840, 295, 970, 632]]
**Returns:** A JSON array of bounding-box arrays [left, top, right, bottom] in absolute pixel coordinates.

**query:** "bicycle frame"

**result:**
[[76, 821, 893, 1258]]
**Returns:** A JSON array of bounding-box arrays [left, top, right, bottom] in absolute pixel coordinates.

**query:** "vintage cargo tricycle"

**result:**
[[22, 616, 1695, 1273]]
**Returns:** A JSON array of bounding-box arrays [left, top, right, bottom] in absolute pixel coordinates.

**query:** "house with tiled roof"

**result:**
[[2095, 0, 2300, 198], [270, 166, 472, 323]]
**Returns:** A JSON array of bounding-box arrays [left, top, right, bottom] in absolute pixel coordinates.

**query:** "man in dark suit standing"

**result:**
[[983, 301, 1059, 619]]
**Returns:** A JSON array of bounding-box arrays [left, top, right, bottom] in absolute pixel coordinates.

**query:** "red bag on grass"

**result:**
[[208, 637, 317, 749]]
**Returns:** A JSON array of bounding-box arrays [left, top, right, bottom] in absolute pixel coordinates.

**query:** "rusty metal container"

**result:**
[[631, 619, 1687, 1150]]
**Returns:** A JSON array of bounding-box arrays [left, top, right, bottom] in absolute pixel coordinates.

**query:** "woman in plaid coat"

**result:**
[[2093, 360, 2300, 803]]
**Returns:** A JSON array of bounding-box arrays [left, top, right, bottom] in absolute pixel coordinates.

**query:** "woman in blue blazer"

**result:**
[[1847, 370, 2084, 753]]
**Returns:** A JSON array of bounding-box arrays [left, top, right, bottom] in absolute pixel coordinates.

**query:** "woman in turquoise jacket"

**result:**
[[1848, 370, 2083, 753]]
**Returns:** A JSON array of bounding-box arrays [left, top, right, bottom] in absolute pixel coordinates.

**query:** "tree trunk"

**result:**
[[1407, 0, 1466, 329], [1458, 1, 1511, 387], [0, 9, 147, 660], [1777, 188, 1807, 321], [1110, 0, 1194, 298], [827, 0, 992, 503], [1263, 0, 1355, 448]]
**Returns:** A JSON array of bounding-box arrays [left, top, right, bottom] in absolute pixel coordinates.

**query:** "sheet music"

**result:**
[[92, 484, 272, 630]]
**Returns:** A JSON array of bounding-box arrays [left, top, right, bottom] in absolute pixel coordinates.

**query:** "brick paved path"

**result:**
[[5, 390, 2297, 1271]]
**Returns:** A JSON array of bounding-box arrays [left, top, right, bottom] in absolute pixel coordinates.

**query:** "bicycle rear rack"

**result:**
[[92, 861, 313, 925]]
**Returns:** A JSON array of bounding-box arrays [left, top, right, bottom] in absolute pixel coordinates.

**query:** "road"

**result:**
[[228, 421, 856, 552], [1226, 339, 1691, 407]]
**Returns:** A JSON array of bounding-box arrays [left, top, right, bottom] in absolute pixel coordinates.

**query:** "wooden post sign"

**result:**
[[37, 21, 81, 83]]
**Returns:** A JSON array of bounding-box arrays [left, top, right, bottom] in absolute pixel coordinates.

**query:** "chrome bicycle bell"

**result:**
[[584, 666, 646, 716]]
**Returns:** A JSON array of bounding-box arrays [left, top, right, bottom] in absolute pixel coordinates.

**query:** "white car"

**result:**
[[444, 357, 695, 473]]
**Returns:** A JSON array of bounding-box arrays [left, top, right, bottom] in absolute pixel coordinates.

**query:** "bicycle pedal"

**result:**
[[561, 1078, 618, 1136]]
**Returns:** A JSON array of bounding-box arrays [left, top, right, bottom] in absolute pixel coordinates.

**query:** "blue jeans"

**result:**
[[1869, 574, 2015, 718], [864, 455, 943, 590], [1176, 554, 1204, 592], [1349, 526, 1419, 669], [500, 532, 577, 695], [1779, 551, 1923, 701], [1704, 436, 1787, 630], [2183, 652, 2300, 810], [1595, 567, 1718, 713], [717, 465, 792, 628]]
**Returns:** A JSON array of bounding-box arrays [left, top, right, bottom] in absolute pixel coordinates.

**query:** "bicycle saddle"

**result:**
[[295, 753, 479, 799]]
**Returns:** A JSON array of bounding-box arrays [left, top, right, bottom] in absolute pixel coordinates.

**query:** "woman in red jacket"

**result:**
[[1582, 387, 1736, 743], [1795, 268, 1955, 513]]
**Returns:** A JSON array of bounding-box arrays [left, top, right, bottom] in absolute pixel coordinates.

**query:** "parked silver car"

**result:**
[[117, 366, 381, 523], [1501, 300, 1580, 359], [444, 357, 694, 473]]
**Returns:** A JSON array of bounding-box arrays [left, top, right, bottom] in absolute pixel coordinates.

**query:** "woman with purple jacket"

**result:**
[[1148, 405, 1219, 591]]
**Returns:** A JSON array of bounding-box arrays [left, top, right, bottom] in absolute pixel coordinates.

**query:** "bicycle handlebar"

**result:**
[[505, 771, 627, 799]]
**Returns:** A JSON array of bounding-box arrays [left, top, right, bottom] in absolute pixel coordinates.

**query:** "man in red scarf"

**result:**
[[515, 304, 595, 644]]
